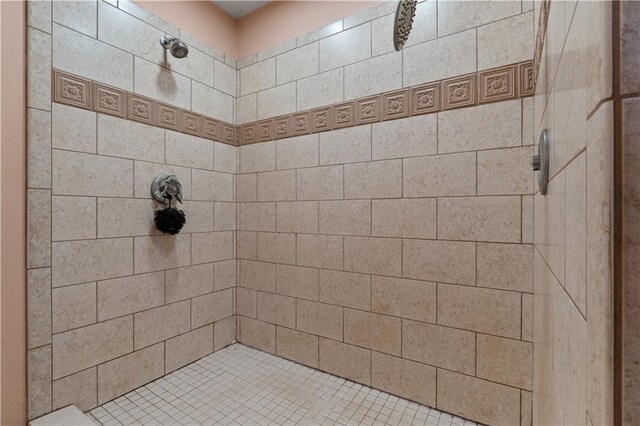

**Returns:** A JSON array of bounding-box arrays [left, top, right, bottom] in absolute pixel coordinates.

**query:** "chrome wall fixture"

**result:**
[[532, 129, 550, 195], [160, 37, 189, 59], [151, 174, 184, 204], [393, 0, 417, 51]]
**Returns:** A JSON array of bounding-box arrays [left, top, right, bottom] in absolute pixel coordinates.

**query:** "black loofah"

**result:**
[[154, 207, 186, 235]]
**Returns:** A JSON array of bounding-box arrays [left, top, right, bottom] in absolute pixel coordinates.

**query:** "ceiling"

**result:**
[[212, 1, 272, 19]]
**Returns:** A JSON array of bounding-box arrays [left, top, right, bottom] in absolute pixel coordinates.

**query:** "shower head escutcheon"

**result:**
[[393, 0, 417, 51], [160, 37, 189, 59]]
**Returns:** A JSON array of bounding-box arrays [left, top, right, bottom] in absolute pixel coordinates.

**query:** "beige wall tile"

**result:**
[[239, 317, 275, 353], [214, 60, 236, 96], [98, 115, 164, 163], [344, 236, 401, 276], [52, 316, 133, 379], [403, 152, 476, 197], [372, 198, 436, 239], [28, 189, 51, 269], [477, 334, 532, 390], [165, 325, 214, 373], [53, 196, 96, 241], [344, 309, 401, 356], [277, 134, 319, 170], [53, 150, 133, 197], [192, 169, 234, 202], [276, 327, 318, 368], [189, 84, 233, 124], [240, 58, 275, 96], [28, 346, 52, 419], [98, 272, 164, 321], [438, 100, 521, 154], [402, 320, 475, 375], [371, 276, 436, 323], [214, 259, 236, 291], [117, 0, 178, 35], [276, 265, 319, 301], [565, 152, 587, 315], [319, 125, 371, 166], [344, 51, 402, 100], [372, 352, 436, 407], [97, 343, 164, 404], [257, 82, 297, 120], [403, 239, 476, 285], [133, 161, 191, 200], [296, 300, 343, 341], [97, 198, 159, 238], [521, 390, 532, 426], [166, 263, 214, 303], [133, 57, 190, 109], [237, 174, 257, 202], [53, 24, 133, 91], [134, 235, 191, 274], [52, 103, 96, 154], [276, 42, 319, 84], [478, 147, 534, 195], [344, 160, 402, 199], [240, 260, 276, 292], [319, 24, 370, 72], [52, 368, 97, 412], [28, 108, 52, 189], [237, 231, 257, 259], [134, 300, 190, 349], [214, 142, 237, 174], [165, 131, 214, 170], [522, 195, 533, 244], [403, 30, 476, 86], [52, 283, 96, 334], [52, 238, 133, 287], [257, 292, 296, 328], [438, 284, 521, 338], [239, 202, 276, 231], [192, 289, 234, 329], [478, 12, 534, 70], [214, 202, 235, 232], [438, 196, 521, 243], [276, 201, 319, 234], [319, 200, 371, 236], [522, 293, 533, 342], [297, 69, 344, 111], [534, 171, 565, 283], [237, 287, 257, 318], [192, 231, 234, 264], [319, 270, 370, 310], [372, 114, 436, 161], [28, 268, 52, 349], [297, 165, 344, 200], [28, 28, 51, 111], [297, 234, 344, 270], [319, 338, 371, 385], [214, 316, 236, 351], [237, 94, 257, 125], [240, 141, 276, 173], [477, 243, 533, 292], [437, 369, 521, 425], [257, 170, 296, 201], [257, 232, 296, 264], [28, 0, 51, 33], [437, 0, 521, 36]]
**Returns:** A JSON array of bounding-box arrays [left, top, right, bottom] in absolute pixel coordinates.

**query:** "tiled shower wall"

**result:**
[[26, 0, 237, 420], [531, 1, 614, 426], [235, 2, 535, 425]]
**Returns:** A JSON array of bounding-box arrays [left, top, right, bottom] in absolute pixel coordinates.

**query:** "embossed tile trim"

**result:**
[[292, 111, 312, 136], [382, 89, 410, 121], [355, 95, 381, 125], [274, 115, 292, 140], [478, 65, 517, 104], [519, 61, 535, 97], [442, 74, 476, 110], [241, 123, 257, 145], [410, 83, 440, 116], [257, 119, 275, 142], [533, 0, 551, 91], [52, 69, 238, 146], [333, 101, 355, 129], [311, 107, 333, 133]]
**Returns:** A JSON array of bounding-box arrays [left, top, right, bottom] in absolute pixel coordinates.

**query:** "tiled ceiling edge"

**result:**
[[238, 59, 535, 146], [533, 0, 551, 93], [51, 69, 238, 146], [53, 60, 534, 149]]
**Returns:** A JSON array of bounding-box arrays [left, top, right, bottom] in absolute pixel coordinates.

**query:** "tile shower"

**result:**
[[23, 0, 618, 425]]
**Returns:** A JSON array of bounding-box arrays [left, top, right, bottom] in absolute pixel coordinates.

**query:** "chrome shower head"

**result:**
[[393, 0, 417, 51], [160, 37, 189, 59]]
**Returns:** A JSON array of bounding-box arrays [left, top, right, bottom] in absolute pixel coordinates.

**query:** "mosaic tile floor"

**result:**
[[88, 344, 478, 426]]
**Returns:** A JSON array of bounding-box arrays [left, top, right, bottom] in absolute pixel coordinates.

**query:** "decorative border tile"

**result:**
[[478, 65, 517, 104], [127, 93, 155, 125], [223, 124, 236, 144], [410, 83, 440, 116], [181, 111, 202, 136], [257, 119, 275, 142], [311, 107, 332, 133], [382, 89, 410, 121], [292, 112, 312, 136], [274, 115, 292, 139], [519, 62, 535, 97], [203, 117, 220, 141], [53, 70, 91, 110], [442, 74, 476, 110], [333, 101, 355, 129], [355, 96, 381, 125], [92, 82, 125, 118], [240, 123, 257, 145], [156, 102, 180, 131]]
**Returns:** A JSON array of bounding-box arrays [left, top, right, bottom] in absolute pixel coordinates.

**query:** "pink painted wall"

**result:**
[[135, 0, 382, 59], [0, 1, 28, 425]]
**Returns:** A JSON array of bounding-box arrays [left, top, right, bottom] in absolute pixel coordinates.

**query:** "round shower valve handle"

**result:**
[[532, 155, 541, 171]]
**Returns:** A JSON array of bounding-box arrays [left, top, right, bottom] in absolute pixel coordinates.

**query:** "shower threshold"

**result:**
[[88, 344, 478, 426]]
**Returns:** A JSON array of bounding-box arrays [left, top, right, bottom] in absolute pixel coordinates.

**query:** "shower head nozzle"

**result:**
[[393, 0, 417, 51], [160, 37, 189, 59]]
